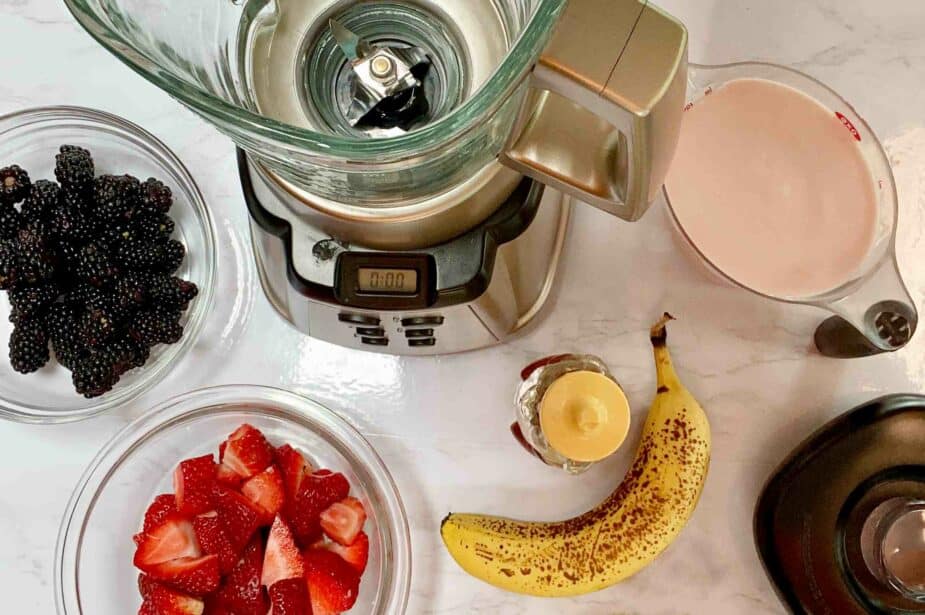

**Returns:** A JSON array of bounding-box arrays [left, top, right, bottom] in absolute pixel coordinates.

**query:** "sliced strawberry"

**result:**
[[320, 497, 366, 546], [218, 440, 226, 461], [212, 484, 262, 554], [138, 574, 205, 615], [222, 424, 274, 480], [269, 578, 311, 615], [143, 494, 179, 534], [304, 548, 360, 614], [322, 531, 369, 574], [134, 518, 201, 571], [193, 512, 239, 574], [274, 444, 312, 498], [216, 462, 242, 488], [287, 471, 350, 547], [211, 536, 268, 615], [146, 555, 221, 597], [242, 465, 285, 524], [138, 600, 159, 615], [262, 516, 304, 588], [174, 455, 217, 517]]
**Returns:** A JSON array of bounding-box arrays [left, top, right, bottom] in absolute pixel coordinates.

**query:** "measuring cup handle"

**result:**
[[500, 0, 687, 221], [814, 258, 918, 358]]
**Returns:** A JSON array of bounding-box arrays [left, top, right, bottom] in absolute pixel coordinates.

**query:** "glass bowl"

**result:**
[[0, 106, 216, 423], [55, 385, 411, 614]]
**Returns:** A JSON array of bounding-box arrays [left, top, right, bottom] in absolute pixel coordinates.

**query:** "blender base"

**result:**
[[240, 150, 571, 355]]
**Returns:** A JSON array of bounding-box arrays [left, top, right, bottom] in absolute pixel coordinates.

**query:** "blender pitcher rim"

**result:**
[[61, 0, 568, 161], [663, 59, 902, 307]]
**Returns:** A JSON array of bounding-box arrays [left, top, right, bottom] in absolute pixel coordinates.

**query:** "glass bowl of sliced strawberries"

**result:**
[[55, 385, 410, 614]]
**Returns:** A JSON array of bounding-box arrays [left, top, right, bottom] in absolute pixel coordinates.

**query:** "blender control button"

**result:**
[[408, 338, 436, 348], [339, 313, 381, 326], [401, 316, 444, 327], [405, 329, 434, 338], [357, 327, 386, 337], [361, 337, 389, 346]]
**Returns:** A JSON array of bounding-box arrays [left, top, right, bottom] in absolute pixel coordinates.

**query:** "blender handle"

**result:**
[[500, 0, 688, 221]]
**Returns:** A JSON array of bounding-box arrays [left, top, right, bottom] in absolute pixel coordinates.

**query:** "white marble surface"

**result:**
[[1, 1, 925, 613]]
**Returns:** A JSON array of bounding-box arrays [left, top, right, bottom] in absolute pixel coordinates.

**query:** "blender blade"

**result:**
[[328, 18, 432, 132]]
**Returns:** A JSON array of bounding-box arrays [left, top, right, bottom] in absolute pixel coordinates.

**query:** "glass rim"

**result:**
[[0, 105, 218, 423], [62, 0, 566, 161], [664, 60, 900, 306], [54, 384, 412, 615]]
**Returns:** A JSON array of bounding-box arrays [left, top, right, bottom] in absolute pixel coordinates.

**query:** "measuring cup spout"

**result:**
[[814, 257, 917, 358]]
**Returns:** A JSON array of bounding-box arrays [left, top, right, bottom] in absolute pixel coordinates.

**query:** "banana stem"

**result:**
[[650, 313, 679, 391]]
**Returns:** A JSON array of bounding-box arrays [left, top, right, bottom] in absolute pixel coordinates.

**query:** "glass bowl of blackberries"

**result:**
[[0, 106, 216, 423]]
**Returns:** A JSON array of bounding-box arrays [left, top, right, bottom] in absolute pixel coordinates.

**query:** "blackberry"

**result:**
[[0, 165, 31, 205], [112, 273, 150, 308], [15, 222, 56, 285], [0, 204, 19, 240], [60, 241, 118, 287], [131, 213, 175, 241], [9, 318, 49, 374], [67, 283, 131, 327], [71, 351, 121, 398], [139, 177, 173, 214], [21, 180, 61, 223], [148, 275, 198, 310], [78, 307, 116, 348], [103, 335, 150, 374], [92, 174, 141, 222], [129, 307, 183, 347], [55, 145, 94, 195], [45, 303, 83, 369], [161, 240, 185, 274], [0, 239, 17, 290], [49, 203, 96, 245], [114, 238, 182, 271], [8, 281, 60, 318]]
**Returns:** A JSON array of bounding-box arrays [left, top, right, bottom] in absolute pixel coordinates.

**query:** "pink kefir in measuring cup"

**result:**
[[664, 62, 917, 357]]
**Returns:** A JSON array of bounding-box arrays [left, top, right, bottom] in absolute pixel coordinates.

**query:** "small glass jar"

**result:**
[[512, 354, 628, 475]]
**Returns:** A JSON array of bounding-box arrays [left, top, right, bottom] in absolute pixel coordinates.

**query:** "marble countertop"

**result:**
[[3, 0, 925, 612]]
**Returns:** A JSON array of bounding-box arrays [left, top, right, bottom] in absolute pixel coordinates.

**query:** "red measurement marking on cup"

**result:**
[[683, 102, 694, 112], [836, 112, 861, 141]]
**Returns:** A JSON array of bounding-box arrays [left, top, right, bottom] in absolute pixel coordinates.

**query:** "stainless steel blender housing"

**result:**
[[242, 0, 689, 354]]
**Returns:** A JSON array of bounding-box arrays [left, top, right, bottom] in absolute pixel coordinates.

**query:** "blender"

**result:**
[[63, 0, 689, 354]]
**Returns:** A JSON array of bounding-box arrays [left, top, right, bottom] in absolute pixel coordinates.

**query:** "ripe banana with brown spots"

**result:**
[[440, 314, 711, 596]]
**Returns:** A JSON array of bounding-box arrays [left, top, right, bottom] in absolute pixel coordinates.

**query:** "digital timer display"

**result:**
[[357, 268, 418, 294]]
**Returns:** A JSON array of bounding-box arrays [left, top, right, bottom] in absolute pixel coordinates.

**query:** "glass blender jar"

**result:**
[[63, 0, 689, 245]]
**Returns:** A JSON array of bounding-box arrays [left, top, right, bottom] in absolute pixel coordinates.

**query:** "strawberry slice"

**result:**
[[242, 465, 285, 524], [138, 601, 159, 615], [193, 512, 239, 574], [139, 574, 205, 615], [143, 494, 179, 533], [268, 578, 311, 615], [221, 424, 274, 480], [146, 555, 221, 597], [319, 497, 366, 546], [134, 518, 201, 571], [275, 444, 312, 498], [261, 516, 304, 588], [303, 548, 360, 614], [216, 462, 242, 488], [212, 484, 262, 554], [174, 455, 217, 517], [211, 536, 268, 615], [322, 531, 369, 574], [287, 471, 350, 547]]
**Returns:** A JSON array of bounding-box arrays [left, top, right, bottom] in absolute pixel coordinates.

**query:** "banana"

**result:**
[[440, 314, 711, 597]]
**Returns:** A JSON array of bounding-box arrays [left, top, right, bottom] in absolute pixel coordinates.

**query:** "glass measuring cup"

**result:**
[[664, 62, 917, 358]]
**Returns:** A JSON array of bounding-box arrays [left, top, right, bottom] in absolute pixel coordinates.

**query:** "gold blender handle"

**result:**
[[501, 0, 688, 221]]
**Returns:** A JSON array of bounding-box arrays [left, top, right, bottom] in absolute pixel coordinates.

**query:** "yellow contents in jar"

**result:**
[[539, 371, 630, 463]]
